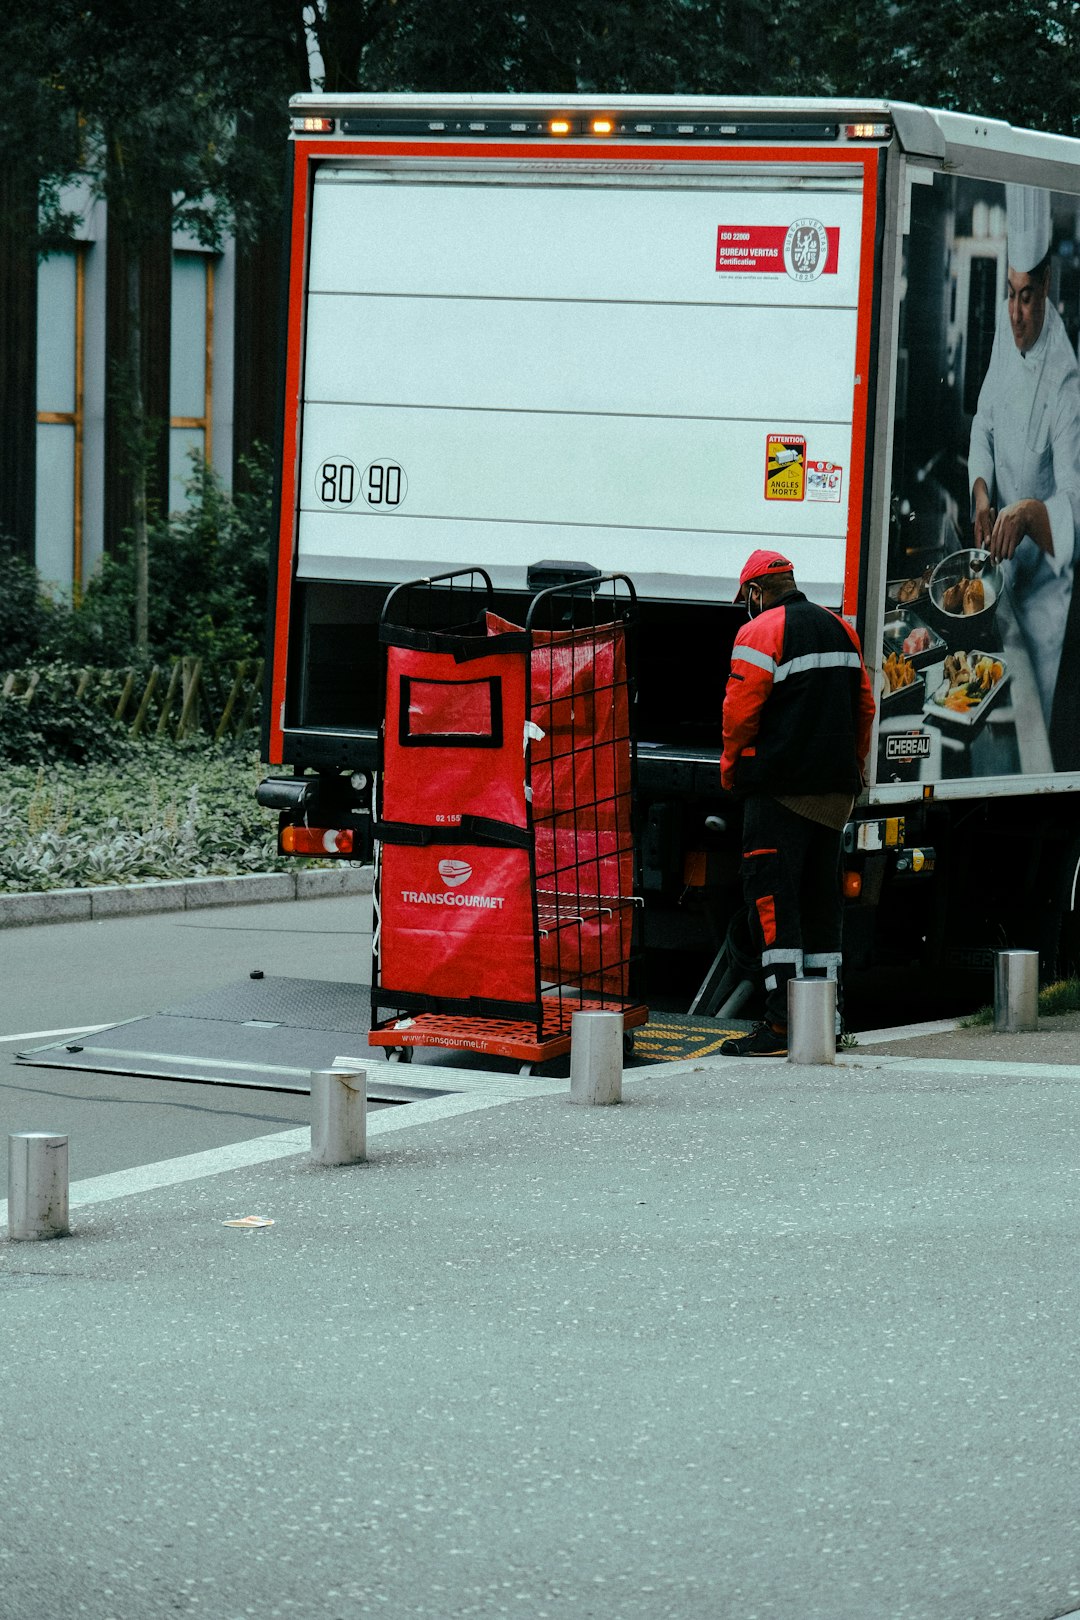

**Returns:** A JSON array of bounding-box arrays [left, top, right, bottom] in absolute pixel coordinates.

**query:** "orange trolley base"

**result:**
[[369, 1001, 649, 1066]]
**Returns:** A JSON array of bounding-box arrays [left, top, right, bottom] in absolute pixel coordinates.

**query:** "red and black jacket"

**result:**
[[721, 591, 876, 797]]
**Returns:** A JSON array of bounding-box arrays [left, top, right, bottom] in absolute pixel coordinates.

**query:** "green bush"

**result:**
[[0, 740, 286, 892], [0, 667, 137, 767], [0, 537, 50, 665], [85, 448, 272, 665], [0, 447, 272, 672]]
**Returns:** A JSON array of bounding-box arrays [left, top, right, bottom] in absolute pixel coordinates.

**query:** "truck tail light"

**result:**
[[845, 122, 891, 140], [281, 826, 354, 856]]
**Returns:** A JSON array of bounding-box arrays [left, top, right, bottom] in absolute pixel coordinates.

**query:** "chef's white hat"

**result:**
[[1006, 183, 1052, 272]]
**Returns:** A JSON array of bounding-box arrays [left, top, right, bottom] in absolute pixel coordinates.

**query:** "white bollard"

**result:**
[[994, 950, 1039, 1033], [570, 1011, 623, 1105], [8, 1133, 70, 1240], [787, 979, 836, 1066], [310, 1069, 367, 1165]]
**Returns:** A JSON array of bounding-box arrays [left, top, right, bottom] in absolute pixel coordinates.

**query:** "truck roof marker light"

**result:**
[[549, 119, 572, 136], [846, 122, 892, 140], [281, 826, 354, 856], [591, 118, 614, 136], [842, 870, 863, 899], [293, 116, 334, 133]]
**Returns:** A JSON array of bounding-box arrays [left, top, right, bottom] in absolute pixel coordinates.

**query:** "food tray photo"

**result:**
[[880, 656, 925, 717], [882, 609, 946, 671], [886, 571, 932, 609], [923, 649, 1009, 731]]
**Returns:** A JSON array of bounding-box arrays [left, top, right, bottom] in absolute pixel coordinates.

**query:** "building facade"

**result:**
[[0, 175, 277, 592]]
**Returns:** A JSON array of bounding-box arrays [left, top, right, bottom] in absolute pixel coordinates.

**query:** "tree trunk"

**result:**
[[126, 251, 149, 657]]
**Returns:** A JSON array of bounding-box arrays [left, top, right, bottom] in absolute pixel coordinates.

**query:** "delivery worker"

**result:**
[[969, 183, 1080, 735], [718, 550, 876, 1057]]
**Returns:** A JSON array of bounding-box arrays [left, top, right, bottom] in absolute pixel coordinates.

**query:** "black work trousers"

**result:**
[[739, 795, 844, 1029]]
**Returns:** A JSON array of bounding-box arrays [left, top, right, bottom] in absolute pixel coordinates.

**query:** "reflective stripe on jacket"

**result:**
[[720, 591, 875, 796]]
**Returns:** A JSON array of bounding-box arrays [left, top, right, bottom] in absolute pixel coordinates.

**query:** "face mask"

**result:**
[[746, 583, 764, 618]]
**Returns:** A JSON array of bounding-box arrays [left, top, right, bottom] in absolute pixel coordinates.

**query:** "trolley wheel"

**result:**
[[518, 1061, 534, 1076], [622, 1032, 636, 1057], [385, 1046, 413, 1064]]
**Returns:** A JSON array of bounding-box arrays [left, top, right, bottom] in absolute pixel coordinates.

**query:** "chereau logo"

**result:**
[[438, 858, 472, 887]]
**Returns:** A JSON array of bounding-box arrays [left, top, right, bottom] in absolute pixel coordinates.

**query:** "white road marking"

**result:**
[[0, 1025, 111, 1045], [0, 1069, 566, 1229], [854, 1018, 960, 1043], [4, 1049, 1079, 1235]]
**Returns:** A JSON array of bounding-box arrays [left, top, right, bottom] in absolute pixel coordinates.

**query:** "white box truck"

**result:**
[[260, 93, 1080, 996]]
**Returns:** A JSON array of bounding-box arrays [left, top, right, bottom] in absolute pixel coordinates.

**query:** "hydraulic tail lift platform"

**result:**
[[367, 567, 648, 1071]]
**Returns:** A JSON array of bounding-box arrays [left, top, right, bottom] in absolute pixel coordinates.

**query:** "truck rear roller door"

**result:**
[[297, 161, 868, 604]]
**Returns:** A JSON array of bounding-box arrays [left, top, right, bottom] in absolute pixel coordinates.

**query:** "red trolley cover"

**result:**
[[378, 842, 537, 1008], [381, 639, 528, 831]]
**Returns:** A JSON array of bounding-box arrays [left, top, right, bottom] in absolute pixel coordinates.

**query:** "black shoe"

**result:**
[[719, 1021, 788, 1057]]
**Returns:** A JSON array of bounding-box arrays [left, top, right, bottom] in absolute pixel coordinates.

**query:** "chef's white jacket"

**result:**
[[968, 298, 1080, 726]]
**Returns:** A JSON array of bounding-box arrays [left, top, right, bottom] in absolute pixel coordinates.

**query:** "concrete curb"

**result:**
[[0, 864, 374, 929]]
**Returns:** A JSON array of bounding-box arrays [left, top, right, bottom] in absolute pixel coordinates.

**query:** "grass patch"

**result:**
[[0, 739, 340, 893], [960, 977, 1080, 1027]]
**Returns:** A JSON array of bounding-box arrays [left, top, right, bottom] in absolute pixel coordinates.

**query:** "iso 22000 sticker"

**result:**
[[784, 218, 829, 282]]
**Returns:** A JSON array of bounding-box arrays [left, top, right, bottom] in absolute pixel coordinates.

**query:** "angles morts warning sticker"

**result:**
[[764, 434, 806, 501]]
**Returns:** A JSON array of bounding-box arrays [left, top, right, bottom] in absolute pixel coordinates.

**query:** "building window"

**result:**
[[169, 250, 214, 509], [36, 247, 85, 588]]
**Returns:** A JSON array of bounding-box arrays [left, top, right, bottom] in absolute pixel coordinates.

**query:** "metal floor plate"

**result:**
[[15, 977, 751, 1095], [16, 976, 440, 1101]]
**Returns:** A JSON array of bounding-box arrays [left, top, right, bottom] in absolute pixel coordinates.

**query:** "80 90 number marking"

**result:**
[[363, 461, 407, 508], [316, 457, 358, 505]]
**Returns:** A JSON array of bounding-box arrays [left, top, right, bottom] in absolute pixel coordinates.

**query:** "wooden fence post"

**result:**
[[214, 661, 247, 741], [155, 661, 183, 737], [177, 657, 203, 739], [131, 666, 161, 736], [114, 669, 136, 722]]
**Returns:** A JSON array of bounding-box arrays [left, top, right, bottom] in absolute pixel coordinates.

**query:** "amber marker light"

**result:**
[[591, 117, 614, 136], [549, 118, 572, 136], [842, 870, 863, 899]]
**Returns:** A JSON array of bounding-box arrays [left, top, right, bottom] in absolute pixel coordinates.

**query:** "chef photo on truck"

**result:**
[[879, 173, 1080, 787]]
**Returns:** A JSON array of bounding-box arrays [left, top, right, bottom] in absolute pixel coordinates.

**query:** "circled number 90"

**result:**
[[363, 461, 407, 508]]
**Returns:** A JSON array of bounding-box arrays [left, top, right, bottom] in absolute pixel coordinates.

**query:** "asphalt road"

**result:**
[[1, 891, 985, 1200], [0, 895, 378, 1197], [3, 1051, 1080, 1620], [4, 895, 1080, 1619]]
